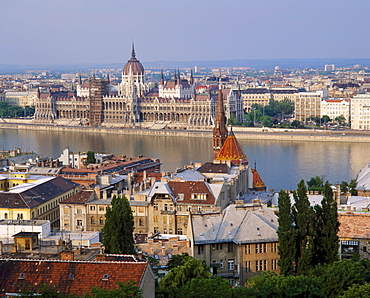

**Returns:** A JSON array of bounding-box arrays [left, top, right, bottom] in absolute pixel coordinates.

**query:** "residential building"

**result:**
[[0, 173, 80, 229], [0, 254, 155, 298], [189, 201, 279, 286], [295, 90, 328, 122], [321, 98, 350, 122], [350, 92, 370, 130]]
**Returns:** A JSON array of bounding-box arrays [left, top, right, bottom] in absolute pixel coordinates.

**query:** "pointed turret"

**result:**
[[216, 128, 248, 165], [190, 69, 194, 85], [160, 69, 164, 85], [78, 73, 82, 86], [177, 69, 181, 85], [213, 88, 228, 159]]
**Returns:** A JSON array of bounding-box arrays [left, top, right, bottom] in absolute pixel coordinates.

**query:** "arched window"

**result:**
[[91, 216, 95, 224], [4, 213, 8, 219], [139, 218, 143, 226], [99, 217, 104, 225]]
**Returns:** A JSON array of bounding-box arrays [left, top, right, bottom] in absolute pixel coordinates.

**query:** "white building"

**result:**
[[5, 91, 38, 107], [321, 98, 350, 122], [0, 220, 51, 244], [324, 64, 335, 72], [350, 92, 370, 130], [295, 90, 328, 122]]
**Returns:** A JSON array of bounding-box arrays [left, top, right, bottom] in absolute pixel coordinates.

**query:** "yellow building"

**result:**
[[0, 173, 80, 229]]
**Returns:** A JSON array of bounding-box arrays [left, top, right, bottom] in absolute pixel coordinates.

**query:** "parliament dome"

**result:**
[[123, 44, 144, 76]]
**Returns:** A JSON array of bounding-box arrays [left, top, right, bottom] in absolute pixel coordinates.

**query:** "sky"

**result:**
[[2, 0, 370, 65]]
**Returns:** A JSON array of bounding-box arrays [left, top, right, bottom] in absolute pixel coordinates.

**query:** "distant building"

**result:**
[[350, 92, 370, 130], [324, 64, 335, 72], [295, 90, 328, 122], [320, 98, 350, 122]]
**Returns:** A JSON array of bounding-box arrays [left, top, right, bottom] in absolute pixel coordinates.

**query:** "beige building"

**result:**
[[189, 201, 279, 286], [295, 90, 328, 122], [5, 91, 37, 107], [350, 92, 370, 130]]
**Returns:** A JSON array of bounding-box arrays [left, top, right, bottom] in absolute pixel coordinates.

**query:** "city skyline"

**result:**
[[2, 0, 370, 65]]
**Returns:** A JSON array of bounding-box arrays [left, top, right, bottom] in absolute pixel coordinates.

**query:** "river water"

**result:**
[[1, 128, 369, 191]]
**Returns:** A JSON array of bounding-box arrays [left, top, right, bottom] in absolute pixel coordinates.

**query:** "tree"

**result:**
[[293, 180, 314, 275], [83, 280, 142, 298], [277, 190, 296, 275], [159, 256, 211, 290], [334, 115, 346, 126], [261, 115, 273, 127], [307, 176, 324, 192], [102, 195, 136, 254], [167, 252, 190, 270], [340, 181, 349, 194], [349, 179, 358, 196], [86, 151, 96, 164], [322, 115, 331, 124], [291, 120, 301, 128], [178, 276, 233, 298], [227, 113, 238, 126], [341, 283, 370, 298]]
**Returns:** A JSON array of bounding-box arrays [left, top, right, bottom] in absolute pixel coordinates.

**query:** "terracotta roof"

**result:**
[[216, 130, 248, 163], [338, 213, 370, 239], [0, 258, 149, 296], [251, 169, 266, 191], [168, 180, 215, 205]]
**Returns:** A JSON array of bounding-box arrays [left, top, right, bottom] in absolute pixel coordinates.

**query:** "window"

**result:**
[[91, 216, 95, 224], [256, 243, 259, 253], [246, 261, 251, 272], [64, 207, 69, 215], [138, 207, 144, 213], [170, 205, 173, 211], [4, 213, 8, 219], [228, 243, 233, 253], [228, 260, 234, 271], [77, 209, 82, 215], [164, 204, 168, 211], [220, 260, 223, 268], [154, 227, 159, 233], [178, 206, 182, 211], [271, 243, 277, 253], [139, 218, 144, 226], [245, 244, 251, 254], [99, 206, 105, 212], [163, 229, 167, 234], [99, 217, 104, 225], [263, 243, 267, 253], [17, 213, 23, 219], [163, 217, 167, 224], [90, 206, 96, 211], [77, 220, 82, 227], [178, 217, 182, 223], [153, 215, 158, 222], [169, 217, 173, 224], [272, 259, 278, 270], [177, 228, 183, 235], [169, 229, 173, 234], [198, 245, 204, 255]]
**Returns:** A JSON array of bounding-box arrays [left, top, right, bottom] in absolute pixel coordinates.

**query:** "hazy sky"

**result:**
[[2, 0, 370, 65]]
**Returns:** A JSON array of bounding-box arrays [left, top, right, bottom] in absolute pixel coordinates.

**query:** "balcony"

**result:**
[[161, 210, 175, 215]]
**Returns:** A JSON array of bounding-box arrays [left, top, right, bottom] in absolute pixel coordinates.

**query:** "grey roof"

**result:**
[[172, 169, 206, 181], [29, 167, 63, 175], [192, 204, 278, 245], [356, 163, 370, 191]]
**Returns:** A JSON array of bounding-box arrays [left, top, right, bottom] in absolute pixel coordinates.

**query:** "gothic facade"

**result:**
[[34, 45, 244, 129]]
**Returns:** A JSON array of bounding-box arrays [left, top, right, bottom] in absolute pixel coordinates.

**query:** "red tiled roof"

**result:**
[[60, 190, 93, 205], [216, 131, 248, 163], [251, 169, 266, 191], [0, 258, 149, 296], [338, 214, 370, 239], [168, 180, 215, 205]]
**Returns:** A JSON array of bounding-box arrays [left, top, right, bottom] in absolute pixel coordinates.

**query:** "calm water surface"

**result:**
[[1, 128, 369, 191]]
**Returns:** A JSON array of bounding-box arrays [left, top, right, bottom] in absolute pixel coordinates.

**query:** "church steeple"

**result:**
[[213, 88, 228, 159], [160, 69, 164, 85], [190, 69, 194, 85]]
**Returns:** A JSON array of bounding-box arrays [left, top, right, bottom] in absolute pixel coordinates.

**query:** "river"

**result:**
[[1, 128, 369, 191]]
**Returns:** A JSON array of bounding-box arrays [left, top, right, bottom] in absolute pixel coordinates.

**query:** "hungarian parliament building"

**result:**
[[34, 45, 244, 129]]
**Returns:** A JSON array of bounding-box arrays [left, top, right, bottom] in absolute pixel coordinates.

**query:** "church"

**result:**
[[34, 44, 244, 128]]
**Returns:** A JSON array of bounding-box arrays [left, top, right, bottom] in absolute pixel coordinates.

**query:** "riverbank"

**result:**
[[1, 121, 370, 143]]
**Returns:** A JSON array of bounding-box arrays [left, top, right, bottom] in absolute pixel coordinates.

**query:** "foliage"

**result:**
[[334, 115, 346, 125], [227, 113, 239, 126], [277, 190, 296, 275], [159, 256, 211, 291], [312, 260, 367, 298], [261, 115, 273, 127], [0, 102, 35, 118], [20, 284, 77, 298], [340, 181, 349, 193], [83, 281, 142, 298], [322, 115, 331, 123], [307, 176, 324, 192], [278, 121, 292, 128], [178, 276, 233, 298], [349, 179, 358, 196], [251, 98, 294, 118], [291, 120, 301, 128], [102, 195, 136, 254], [86, 151, 96, 164], [244, 271, 324, 298], [341, 282, 370, 298], [166, 252, 189, 270]]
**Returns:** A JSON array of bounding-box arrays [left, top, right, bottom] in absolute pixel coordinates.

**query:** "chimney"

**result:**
[[137, 251, 143, 259], [95, 186, 101, 199], [161, 246, 166, 255], [60, 250, 74, 261]]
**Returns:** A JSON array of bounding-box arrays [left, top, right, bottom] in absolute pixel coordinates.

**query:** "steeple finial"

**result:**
[[160, 69, 164, 85], [131, 41, 136, 59]]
